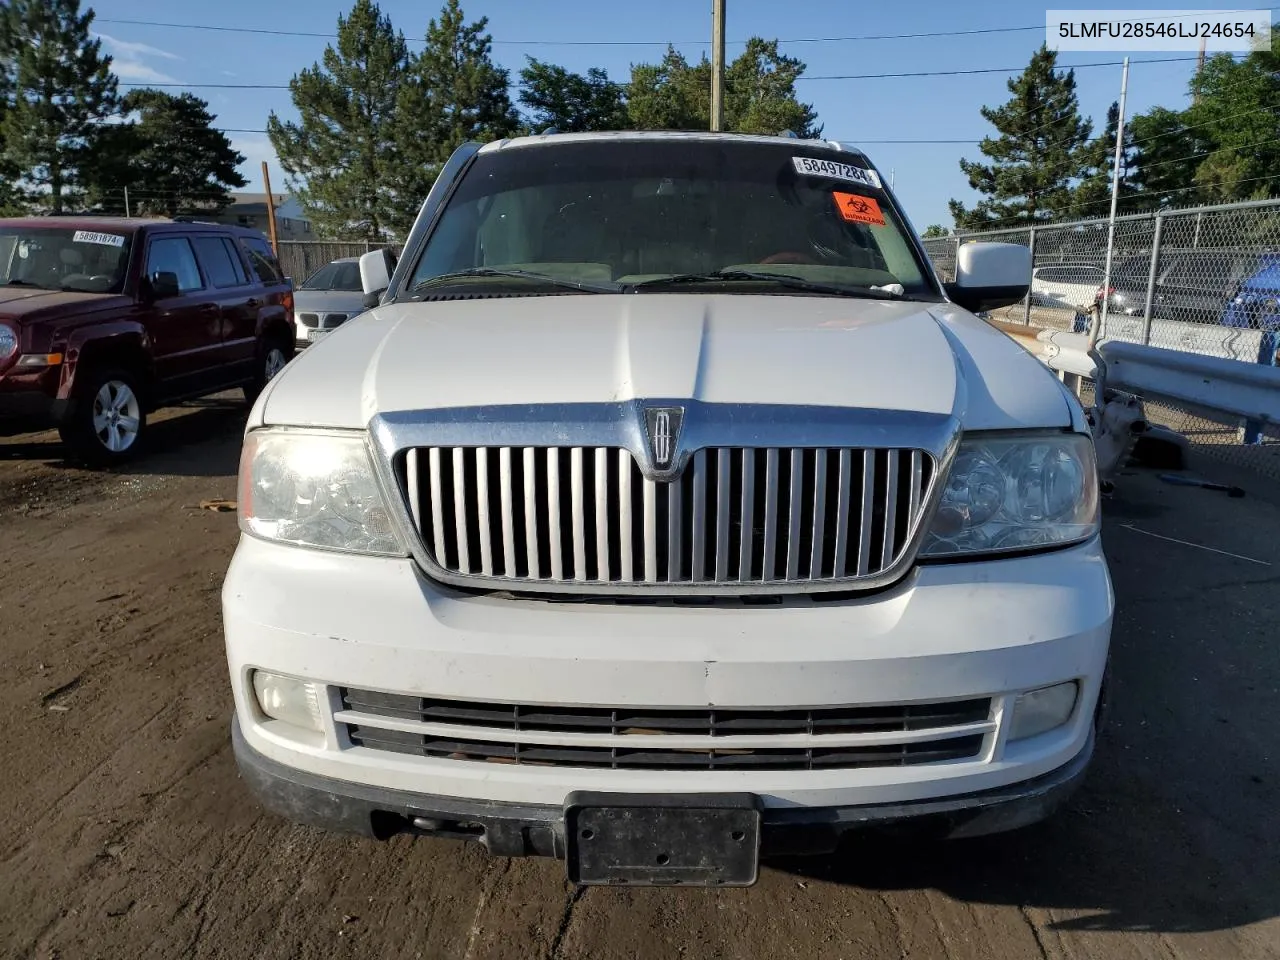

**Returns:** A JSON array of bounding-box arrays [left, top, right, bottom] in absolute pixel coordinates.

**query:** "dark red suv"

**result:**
[[0, 216, 295, 463]]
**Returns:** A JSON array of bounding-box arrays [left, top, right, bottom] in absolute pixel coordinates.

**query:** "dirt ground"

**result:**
[[2, 395, 1278, 960]]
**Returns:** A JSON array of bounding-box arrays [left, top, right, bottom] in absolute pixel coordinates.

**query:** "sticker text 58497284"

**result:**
[[792, 156, 883, 190], [832, 192, 886, 227], [72, 230, 126, 248]]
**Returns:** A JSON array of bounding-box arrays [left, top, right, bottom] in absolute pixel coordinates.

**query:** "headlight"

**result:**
[[921, 432, 1098, 557], [238, 429, 403, 554], [0, 326, 16, 360]]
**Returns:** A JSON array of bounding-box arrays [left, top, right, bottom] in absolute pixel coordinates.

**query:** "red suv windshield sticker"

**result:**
[[73, 230, 126, 247], [832, 192, 886, 226]]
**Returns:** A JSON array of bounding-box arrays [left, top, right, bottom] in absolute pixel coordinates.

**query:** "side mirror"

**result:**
[[362, 289, 383, 310], [359, 249, 392, 299], [144, 271, 181, 301], [944, 242, 1031, 314]]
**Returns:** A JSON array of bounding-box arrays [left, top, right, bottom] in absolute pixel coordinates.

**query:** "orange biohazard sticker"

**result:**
[[833, 192, 886, 226]]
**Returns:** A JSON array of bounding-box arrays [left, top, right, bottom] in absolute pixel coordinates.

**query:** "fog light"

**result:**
[[252, 671, 324, 732], [1009, 681, 1078, 741]]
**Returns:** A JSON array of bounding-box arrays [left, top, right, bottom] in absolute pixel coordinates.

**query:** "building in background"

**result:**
[[213, 192, 317, 241]]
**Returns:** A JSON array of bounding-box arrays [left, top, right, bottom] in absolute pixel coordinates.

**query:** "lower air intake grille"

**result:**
[[338, 689, 991, 772]]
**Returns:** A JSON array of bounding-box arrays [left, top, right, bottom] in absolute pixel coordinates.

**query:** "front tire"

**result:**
[[243, 333, 292, 405], [59, 367, 148, 466]]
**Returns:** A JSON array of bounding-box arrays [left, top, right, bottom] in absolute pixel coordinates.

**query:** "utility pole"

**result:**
[[1194, 36, 1206, 104], [123, 185, 130, 218], [1095, 57, 1129, 348], [710, 0, 725, 131], [261, 161, 280, 256]]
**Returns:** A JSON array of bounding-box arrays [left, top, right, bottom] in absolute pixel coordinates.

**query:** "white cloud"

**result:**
[[95, 32, 181, 85], [231, 135, 285, 194]]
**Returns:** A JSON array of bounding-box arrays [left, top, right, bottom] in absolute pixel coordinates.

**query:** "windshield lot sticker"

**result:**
[[792, 156, 883, 189], [833, 192, 886, 226], [72, 230, 125, 247]]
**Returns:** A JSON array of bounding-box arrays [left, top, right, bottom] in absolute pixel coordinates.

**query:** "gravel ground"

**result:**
[[2, 396, 1278, 960]]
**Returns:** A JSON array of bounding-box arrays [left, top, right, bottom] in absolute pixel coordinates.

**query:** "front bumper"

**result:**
[[233, 714, 1096, 857], [224, 535, 1112, 821], [0, 385, 64, 432]]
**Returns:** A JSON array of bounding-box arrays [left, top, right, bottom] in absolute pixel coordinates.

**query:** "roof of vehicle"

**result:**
[[480, 130, 872, 164], [0, 215, 267, 236]]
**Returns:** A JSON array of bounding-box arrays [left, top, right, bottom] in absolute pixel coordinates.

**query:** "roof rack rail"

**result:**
[[171, 216, 220, 225], [540, 126, 560, 136]]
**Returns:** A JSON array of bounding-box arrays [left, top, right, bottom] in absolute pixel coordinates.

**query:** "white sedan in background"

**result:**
[[1031, 264, 1105, 312], [293, 257, 368, 348]]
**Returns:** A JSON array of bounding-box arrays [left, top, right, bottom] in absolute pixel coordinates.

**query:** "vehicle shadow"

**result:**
[[0, 398, 245, 478], [772, 476, 1280, 935]]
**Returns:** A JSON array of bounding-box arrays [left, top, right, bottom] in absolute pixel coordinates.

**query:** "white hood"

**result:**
[[261, 294, 1072, 431]]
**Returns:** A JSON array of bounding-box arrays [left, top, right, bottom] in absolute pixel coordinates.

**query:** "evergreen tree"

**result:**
[[1070, 102, 1141, 217], [0, 13, 22, 215], [393, 0, 519, 216], [0, 0, 118, 214], [518, 58, 628, 132], [83, 90, 247, 216], [921, 224, 950, 238], [1127, 106, 1204, 209], [267, 0, 412, 240], [949, 46, 1093, 228], [626, 40, 820, 136]]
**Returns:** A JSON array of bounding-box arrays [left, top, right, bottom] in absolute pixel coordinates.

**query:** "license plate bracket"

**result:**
[[564, 792, 760, 886]]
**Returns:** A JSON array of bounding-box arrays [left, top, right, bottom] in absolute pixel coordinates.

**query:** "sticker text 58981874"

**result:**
[[832, 192, 886, 227], [792, 156, 883, 190], [72, 230, 126, 248]]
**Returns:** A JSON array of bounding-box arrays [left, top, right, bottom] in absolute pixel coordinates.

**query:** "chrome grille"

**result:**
[[399, 446, 935, 592], [338, 688, 992, 772]]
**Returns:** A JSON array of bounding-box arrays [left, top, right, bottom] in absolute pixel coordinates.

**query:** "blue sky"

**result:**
[[86, 0, 1255, 227]]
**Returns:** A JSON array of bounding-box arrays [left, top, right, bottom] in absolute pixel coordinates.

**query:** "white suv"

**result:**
[[224, 132, 1111, 887]]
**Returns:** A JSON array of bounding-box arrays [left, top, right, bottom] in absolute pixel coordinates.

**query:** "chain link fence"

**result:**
[[276, 241, 401, 286], [921, 199, 1280, 478]]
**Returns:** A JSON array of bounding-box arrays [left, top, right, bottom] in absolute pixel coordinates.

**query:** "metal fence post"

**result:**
[[1023, 227, 1036, 325], [1243, 329, 1278, 444], [1141, 213, 1164, 345], [1192, 210, 1203, 248]]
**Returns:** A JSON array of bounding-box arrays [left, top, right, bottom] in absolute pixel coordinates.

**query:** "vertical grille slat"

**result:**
[[738, 449, 755, 582], [523, 447, 540, 579], [618, 449, 634, 582], [761, 448, 780, 582], [406, 448, 423, 533], [785, 449, 804, 580], [832, 449, 852, 577], [570, 448, 587, 582], [691, 450, 707, 582], [499, 447, 516, 576], [810, 449, 828, 579], [714, 448, 731, 581], [882, 450, 901, 568], [856, 449, 876, 577], [667, 477, 683, 582], [406, 443, 934, 591], [546, 448, 563, 580], [428, 447, 448, 565], [475, 447, 493, 575], [643, 477, 658, 583], [594, 448, 609, 581]]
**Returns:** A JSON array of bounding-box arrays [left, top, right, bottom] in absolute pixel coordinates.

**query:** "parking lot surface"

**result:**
[[2, 397, 1278, 960]]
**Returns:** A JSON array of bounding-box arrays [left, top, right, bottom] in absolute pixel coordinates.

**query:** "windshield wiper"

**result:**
[[409, 268, 617, 295], [626, 270, 904, 299]]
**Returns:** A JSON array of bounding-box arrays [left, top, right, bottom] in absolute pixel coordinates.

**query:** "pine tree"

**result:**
[[949, 46, 1093, 229], [625, 40, 820, 136], [0, 8, 22, 215], [1070, 102, 1140, 217], [393, 0, 519, 216], [0, 0, 118, 214], [518, 58, 628, 132], [83, 90, 247, 216], [267, 0, 412, 240]]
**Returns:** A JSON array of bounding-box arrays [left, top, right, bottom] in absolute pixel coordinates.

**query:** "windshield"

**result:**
[[301, 260, 363, 291], [407, 140, 937, 299], [0, 226, 133, 294]]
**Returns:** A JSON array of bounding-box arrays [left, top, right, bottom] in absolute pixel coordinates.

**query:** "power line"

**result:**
[[115, 53, 1222, 92], [93, 8, 1280, 47]]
